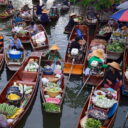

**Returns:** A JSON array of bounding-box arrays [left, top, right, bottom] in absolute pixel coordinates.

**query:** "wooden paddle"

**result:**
[[75, 74, 91, 99]]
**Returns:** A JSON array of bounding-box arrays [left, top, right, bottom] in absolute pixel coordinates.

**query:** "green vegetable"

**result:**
[[107, 41, 124, 53], [85, 118, 102, 128], [43, 103, 60, 112]]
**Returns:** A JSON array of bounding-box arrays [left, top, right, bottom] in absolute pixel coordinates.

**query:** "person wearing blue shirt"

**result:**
[[12, 13, 22, 25], [36, 3, 44, 15], [9, 33, 24, 51], [40, 9, 49, 25]]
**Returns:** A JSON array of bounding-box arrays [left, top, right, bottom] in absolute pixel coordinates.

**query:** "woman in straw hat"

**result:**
[[46, 44, 62, 60], [65, 12, 77, 33], [103, 61, 122, 90], [40, 9, 50, 25]]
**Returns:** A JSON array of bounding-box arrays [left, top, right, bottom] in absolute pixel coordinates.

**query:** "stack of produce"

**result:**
[[0, 11, 9, 17], [99, 26, 113, 36], [107, 40, 124, 53], [80, 87, 118, 128], [24, 59, 39, 72]]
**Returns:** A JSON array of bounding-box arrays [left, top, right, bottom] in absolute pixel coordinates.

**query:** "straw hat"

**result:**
[[42, 9, 49, 14], [50, 44, 60, 51], [70, 13, 76, 17], [107, 62, 121, 70], [92, 49, 104, 58]]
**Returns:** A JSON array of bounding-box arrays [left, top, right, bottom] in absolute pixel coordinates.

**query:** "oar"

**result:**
[[86, 87, 94, 116], [122, 112, 128, 128], [75, 74, 91, 99], [67, 57, 75, 83]]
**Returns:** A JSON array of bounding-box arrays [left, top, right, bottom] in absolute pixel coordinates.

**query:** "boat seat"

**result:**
[[18, 71, 38, 82], [63, 63, 83, 75], [15, 80, 36, 86]]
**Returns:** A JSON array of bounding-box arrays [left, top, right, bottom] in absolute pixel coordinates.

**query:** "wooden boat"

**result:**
[[5, 47, 25, 71], [30, 25, 49, 55], [63, 25, 90, 75], [83, 39, 107, 86], [122, 48, 128, 96], [77, 82, 120, 128], [0, 9, 14, 19], [40, 60, 65, 113], [0, 35, 4, 71], [0, 52, 41, 128], [0, 0, 8, 6], [49, 7, 59, 20]]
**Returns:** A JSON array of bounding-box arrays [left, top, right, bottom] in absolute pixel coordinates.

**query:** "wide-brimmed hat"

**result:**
[[42, 9, 49, 14], [50, 44, 60, 50], [107, 61, 121, 70], [70, 13, 76, 17], [92, 49, 104, 58]]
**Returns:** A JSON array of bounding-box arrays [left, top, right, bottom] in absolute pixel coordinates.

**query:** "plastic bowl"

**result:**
[[8, 51, 22, 59]]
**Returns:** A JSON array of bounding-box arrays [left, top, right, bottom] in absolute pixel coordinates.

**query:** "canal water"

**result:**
[[0, 0, 128, 128]]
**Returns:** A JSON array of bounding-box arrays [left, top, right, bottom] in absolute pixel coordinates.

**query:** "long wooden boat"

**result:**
[[5, 47, 25, 71], [63, 25, 90, 75], [49, 7, 59, 20], [122, 48, 128, 95], [77, 82, 120, 128], [30, 25, 49, 55], [40, 60, 65, 113], [83, 38, 107, 86], [0, 52, 41, 128]]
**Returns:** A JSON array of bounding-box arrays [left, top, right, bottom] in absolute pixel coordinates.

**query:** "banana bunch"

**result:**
[[0, 11, 9, 17]]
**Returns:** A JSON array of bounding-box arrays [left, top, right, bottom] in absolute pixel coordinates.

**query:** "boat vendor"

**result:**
[[12, 13, 23, 26], [36, 3, 44, 16], [46, 44, 62, 60], [9, 33, 24, 51], [40, 9, 50, 25], [25, 21, 39, 35], [7, 1, 14, 10], [103, 61, 122, 91], [84, 49, 107, 76], [69, 36, 86, 61], [66, 13, 77, 31]]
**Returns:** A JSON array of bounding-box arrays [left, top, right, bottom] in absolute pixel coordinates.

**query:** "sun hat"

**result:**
[[107, 61, 121, 70], [50, 44, 60, 50], [70, 13, 76, 17], [92, 49, 104, 58], [42, 9, 49, 14]]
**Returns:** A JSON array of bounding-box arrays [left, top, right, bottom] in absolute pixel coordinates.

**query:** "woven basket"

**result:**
[[47, 91, 60, 98]]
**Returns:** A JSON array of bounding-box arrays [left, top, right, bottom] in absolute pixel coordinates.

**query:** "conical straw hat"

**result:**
[[107, 61, 121, 70], [92, 49, 104, 58], [50, 44, 60, 50]]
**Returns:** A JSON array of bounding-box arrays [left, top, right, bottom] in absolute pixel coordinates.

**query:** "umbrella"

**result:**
[[111, 9, 128, 22], [117, 1, 128, 10]]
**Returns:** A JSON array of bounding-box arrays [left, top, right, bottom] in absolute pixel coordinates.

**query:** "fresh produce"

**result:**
[[24, 59, 39, 72], [12, 82, 33, 95], [88, 109, 108, 120], [7, 93, 20, 101], [107, 41, 124, 53], [43, 103, 60, 112], [0, 11, 9, 17], [0, 103, 19, 118], [47, 82, 59, 87], [92, 95, 117, 108], [99, 26, 113, 35], [85, 118, 102, 128], [0, 114, 9, 128], [45, 87, 62, 93]]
